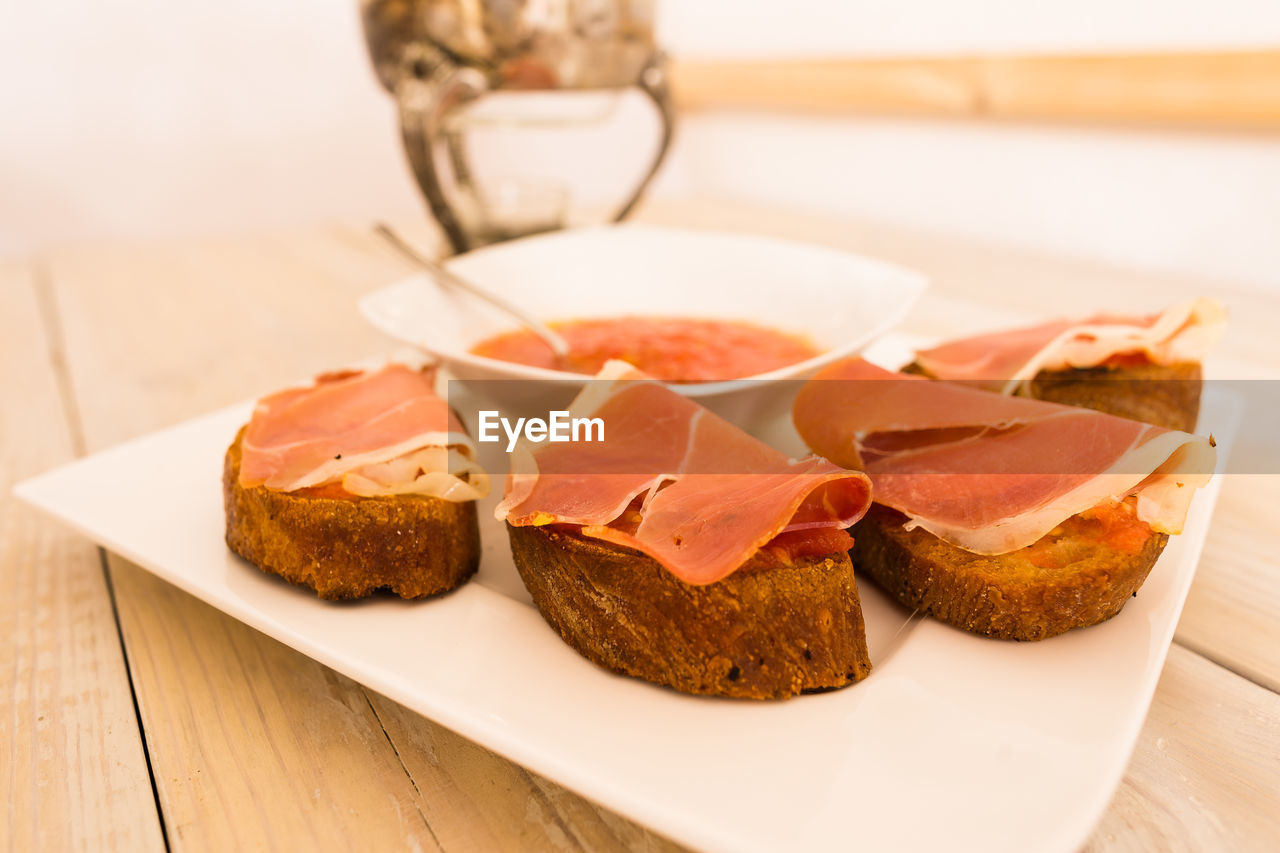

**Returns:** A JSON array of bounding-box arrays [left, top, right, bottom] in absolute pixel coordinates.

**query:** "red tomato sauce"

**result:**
[[470, 317, 822, 382], [1073, 499, 1155, 554], [762, 527, 854, 561], [1025, 498, 1154, 569]]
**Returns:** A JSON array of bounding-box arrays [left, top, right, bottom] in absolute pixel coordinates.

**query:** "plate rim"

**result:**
[[11, 337, 1238, 853]]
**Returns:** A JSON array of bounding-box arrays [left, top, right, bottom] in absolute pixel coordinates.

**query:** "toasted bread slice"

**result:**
[[1026, 361, 1201, 432], [906, 360, 1201, 432], [224, 428, 479, 600], [507, 523, 872, 699], [853, 504, 1168, 640], [862, 361, 1188, 639]]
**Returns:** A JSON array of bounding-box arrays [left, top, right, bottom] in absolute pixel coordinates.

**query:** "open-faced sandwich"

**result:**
[[908, 298, 1226, 431], [793, 358, 1216, 640], [224, 362, 488, 600], [497, 362, 874, 699]]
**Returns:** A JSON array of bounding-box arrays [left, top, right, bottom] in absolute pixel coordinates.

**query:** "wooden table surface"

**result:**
[[5, 198, 1279, 852]]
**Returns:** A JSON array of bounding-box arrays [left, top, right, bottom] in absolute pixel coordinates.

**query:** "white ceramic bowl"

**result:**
[[360, 223, 928, 396]]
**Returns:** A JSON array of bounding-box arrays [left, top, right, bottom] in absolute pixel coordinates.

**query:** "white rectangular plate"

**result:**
[[14, 336, 1236, 853]]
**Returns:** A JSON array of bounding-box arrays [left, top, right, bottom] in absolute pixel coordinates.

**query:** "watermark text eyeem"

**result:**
[[477, 410, 605, 452]]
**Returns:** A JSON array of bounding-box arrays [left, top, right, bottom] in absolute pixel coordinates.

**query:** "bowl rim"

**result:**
[[362, 223, 929, 396]]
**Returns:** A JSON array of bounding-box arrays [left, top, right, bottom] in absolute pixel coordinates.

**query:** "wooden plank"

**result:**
[[0, 262, 164, 852], [983, 51, 1280, 130], [1085, 644, 1280, 851], [44, 225, 677, 851], [634, 198, 1280, 690], [42, 227, 416, 448], [1177, 474, 1280, 693], [672, 56, 980, 116], [671, 51, 1280, 130], [105, 560, 444, 852], [44, 229, 447, 850], [366, 692, 684, 853]]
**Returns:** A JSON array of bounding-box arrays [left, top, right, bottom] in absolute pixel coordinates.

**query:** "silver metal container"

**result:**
[[361, 0, 674, 252]]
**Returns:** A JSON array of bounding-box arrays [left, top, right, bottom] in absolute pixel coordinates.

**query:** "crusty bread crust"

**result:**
[[507, 523, 872, 699], [224, 428, 479, 600], [861, 359, 1190, 639], [1027, 361, 1201, 432], [906, 360, 1202, 432], [852, 504, 1168, 640]]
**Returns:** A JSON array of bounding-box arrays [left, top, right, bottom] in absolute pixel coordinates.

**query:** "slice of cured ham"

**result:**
[[496, 361, 873, 585], [239, 363, 487, 499], [913, 298, 1226, 393], [792, 358, 1215, 555]]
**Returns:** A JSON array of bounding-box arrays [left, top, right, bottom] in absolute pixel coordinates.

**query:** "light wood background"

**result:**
[[672, 51, 1280, 130], [4, 198, 1279, 851]]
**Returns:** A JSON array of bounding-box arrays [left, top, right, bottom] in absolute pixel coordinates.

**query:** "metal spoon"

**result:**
[[375, 223, 572, 362]]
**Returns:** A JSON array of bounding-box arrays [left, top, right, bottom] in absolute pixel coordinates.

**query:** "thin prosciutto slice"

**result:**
[[496, 362, 872, 586], [239, 363, 484, 498], [792, 359, 1215, 555], [914, 298, 1226, 393]]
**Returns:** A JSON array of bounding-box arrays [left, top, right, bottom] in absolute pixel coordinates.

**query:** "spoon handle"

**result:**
[[375, 224, 571, 361]]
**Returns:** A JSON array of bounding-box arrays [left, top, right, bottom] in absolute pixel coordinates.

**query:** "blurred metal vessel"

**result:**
[[361, 0, 674, 253]]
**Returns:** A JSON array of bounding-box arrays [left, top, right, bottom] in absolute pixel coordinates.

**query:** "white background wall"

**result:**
[[3, 1, 1280, 293]]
